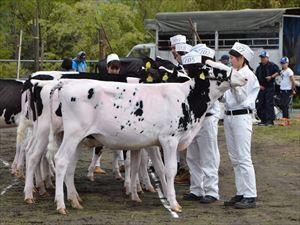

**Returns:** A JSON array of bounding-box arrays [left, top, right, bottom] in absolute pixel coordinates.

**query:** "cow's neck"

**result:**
[[187, 76, 210, 121]]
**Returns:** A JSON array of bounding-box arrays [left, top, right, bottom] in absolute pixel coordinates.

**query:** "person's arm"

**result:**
[[290, 74, 297, 95], [266, 64, 279, 81], [231, 85, 248, 103]]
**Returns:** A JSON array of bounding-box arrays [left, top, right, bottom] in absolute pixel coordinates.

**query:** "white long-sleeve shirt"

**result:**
[[223, 65, 259, 111]]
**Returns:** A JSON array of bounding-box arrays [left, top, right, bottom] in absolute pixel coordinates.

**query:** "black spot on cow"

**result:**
[[140, 130, 144, 134], [116, 87, 119, 89], [171, 133, 175, 136], [94, 104, 98, 109], [187, 74, 209, 121], [133, 92, 136, 96], [121, 125, 125, 130], [177, 66, 210, 130], [134, 100, 143, 117], [55, 103, 62, 117], [177, 99, 179, 102], [71, 97, 76, 102], [123, 89, 126, 92], [129, 100, 131, 103], [114, 116, 117, 119], [114, 103, 116, 107], [116, 106, 119, 109], [33, 85, 43, 120], [178, 103, 191, 131], [87, 88, 94, 99]]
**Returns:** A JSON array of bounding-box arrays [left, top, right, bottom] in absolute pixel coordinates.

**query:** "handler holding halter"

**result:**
[[222, 42, 259, 209]]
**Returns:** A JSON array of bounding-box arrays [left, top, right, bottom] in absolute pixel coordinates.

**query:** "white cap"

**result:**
[[170, 34, 186, 46], [181, 51, 202, 65], [191, 45, 215, 59], [231, 42, 254, 62], [175, 43, 192, 53], [107, 53, 120, 64]]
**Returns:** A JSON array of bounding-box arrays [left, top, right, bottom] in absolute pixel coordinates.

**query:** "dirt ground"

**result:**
[[0, 118, 299, 225]]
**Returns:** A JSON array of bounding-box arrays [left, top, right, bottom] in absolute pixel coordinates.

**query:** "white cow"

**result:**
[[51, 59, 247, 214]]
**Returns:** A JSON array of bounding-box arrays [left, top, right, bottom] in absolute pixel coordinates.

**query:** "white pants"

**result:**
[[187, 115, 220, 199], [224, 114, 257, 198]]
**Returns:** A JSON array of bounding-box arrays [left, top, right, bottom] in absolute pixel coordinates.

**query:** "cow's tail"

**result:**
[[46, 81, 63, 174]]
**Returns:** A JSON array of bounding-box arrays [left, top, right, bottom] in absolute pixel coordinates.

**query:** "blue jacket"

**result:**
[[72, 59, 87, 72]]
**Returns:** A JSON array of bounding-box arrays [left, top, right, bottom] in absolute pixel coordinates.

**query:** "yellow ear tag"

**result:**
[[146, 75, 153, 83], [145, 62, 151, 71], [199, 72, 205, 80], [162, 73, 169, 81]]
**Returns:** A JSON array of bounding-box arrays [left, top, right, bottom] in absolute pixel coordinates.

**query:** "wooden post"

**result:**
[[34, 0, 40, 71], [17, 30, 22, 80]]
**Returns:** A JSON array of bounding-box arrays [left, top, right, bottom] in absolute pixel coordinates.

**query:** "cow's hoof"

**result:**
[[70, 201, 83, 209], [115, 175, 124, 181], [77, 196, 83, 203], [40, 191, 49, 197], [87, 175, 94, 182], [57, 208, 68, 215], [25, 198, 35, 204], [171, 204, 182, 213], [137, 190, 144, 194], [146, 187, 156, 193], [32, 187, 38, 193], [132, 197, 142, 203]]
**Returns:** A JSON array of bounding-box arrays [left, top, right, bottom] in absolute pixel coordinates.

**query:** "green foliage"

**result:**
[[0, 0, 299, 76]]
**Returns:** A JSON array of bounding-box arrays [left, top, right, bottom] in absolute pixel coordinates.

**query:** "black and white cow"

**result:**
[[49, 59, 247, 214]]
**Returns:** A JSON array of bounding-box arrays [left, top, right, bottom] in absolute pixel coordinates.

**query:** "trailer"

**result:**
[[128, 8, 300, 74]]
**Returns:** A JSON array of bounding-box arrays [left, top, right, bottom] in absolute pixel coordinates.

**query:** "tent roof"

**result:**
[[147, 8, 300, 34]]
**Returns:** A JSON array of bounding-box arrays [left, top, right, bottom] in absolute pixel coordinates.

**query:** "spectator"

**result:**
[[72, 51, 87, 72], [220, 54, 231, 67], [279, 57, 296, 126], [255, 51, 279, 126]]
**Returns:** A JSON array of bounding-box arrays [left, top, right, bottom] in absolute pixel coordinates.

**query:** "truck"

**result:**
[[128, 8, 300, 75]]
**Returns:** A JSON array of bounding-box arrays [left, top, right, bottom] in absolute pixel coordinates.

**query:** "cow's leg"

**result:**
[[139, 149, 155, 193], [130, 150, 142, 202], [159, 138, 181, 212], [24, 136, 48, 203], [124, 150, 131, 195], [65, 146, 83, 210], [113, 150, 124, 181], [55, 136, 82, 214], [16, 143, 26, 179], [87, 146, 103, 181], [11, 144, 20, 176], [147, 147, 167, 196], [35, 160, 47, 196]]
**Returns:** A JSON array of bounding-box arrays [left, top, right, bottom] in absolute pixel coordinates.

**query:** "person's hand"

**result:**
[[265, 76, 272, 81], [260, 85, 265, 91], [292, 90, 296, 95]]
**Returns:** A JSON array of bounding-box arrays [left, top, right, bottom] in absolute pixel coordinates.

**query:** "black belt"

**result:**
[[205, 113, 213, 117], [225, 109, 252, 116], [280, 90, 292, 93]]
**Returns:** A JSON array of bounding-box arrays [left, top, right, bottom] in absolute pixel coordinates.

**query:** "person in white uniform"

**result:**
[[183, 45, 221, 203], [170, 34, 192, 184], [222, 42, 260, 209]]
